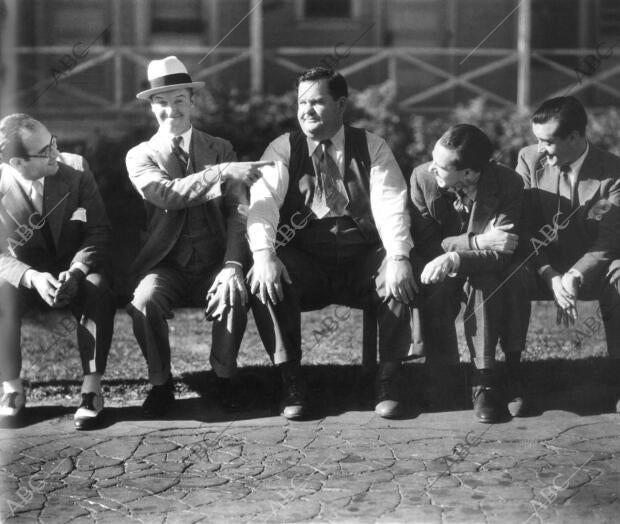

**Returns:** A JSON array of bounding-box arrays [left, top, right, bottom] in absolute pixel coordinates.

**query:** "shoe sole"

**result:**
[[74, 413, 103, 431]]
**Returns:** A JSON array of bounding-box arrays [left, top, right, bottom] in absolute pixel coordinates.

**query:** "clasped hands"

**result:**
[[29, 268, 83, 308]]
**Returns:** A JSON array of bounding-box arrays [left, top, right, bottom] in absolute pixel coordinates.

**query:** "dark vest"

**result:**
[[280, 126, 379, 247], [165, 144, 226, 269]]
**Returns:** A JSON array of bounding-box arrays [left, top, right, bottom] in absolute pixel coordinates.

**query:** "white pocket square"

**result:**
[[70, 208, 87, 222]]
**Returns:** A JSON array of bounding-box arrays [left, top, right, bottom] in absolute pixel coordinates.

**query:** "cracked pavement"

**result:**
[[0, 406, 618, 523]]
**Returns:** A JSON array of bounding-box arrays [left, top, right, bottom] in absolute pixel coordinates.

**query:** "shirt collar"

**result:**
[[157, 126, 193, 153], [566, 141, 589, 177], [306, 126, 345, 157], [8, 167, 44, 196]]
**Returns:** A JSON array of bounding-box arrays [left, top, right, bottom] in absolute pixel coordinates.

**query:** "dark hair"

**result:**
[[0, 113, 42, 162], [532, 96, 587, 138], [438, 124, 493, 171], [296, 67, 348, 99]]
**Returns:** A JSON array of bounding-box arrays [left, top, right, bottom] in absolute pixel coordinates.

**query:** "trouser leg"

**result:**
[[499, 262, 549, 355], [463, 273, 503, 370], [209, 300, 248, 378], [127, 268, 185, 385], [0, 279, 23, 381], [250, 245, 330, 365], [71, 273, 115, 376], [598, 274, 620, 359], [363, 248, 412, 362], [420, 278, 461, 367]]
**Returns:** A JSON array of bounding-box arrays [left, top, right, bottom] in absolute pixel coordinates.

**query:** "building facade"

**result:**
[[1, 0, 619, 139]]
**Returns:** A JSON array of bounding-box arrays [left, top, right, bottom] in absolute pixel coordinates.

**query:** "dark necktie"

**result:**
[[319, 140, 348, 215], [172, 136, 189, 174]]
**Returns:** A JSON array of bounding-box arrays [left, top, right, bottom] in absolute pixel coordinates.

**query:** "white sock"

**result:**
[[3, 378, 23, 394], [81, 373, 102, 394]]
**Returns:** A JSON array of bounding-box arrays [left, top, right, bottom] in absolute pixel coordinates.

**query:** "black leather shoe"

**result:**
[[375, 362, 403, 419], [279, 362, 306, 420], [216, 376, 245, 411], [74, 392, 104, 430], [472, 385, 508, 423], [142, 377, 175, 418]]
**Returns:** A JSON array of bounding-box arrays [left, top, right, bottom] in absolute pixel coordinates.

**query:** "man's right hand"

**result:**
[[543, 270, 577, 326], [30, 271, 62, 307], [475, 223, 518, 253], [248, 249, 292, 305], [217, 161, 275, 187]]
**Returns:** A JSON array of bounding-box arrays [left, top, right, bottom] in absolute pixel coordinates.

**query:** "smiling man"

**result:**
[[248, 67, 416, 419], [0, 114, 114, 429], [126, 56, 270, 417], [502, 96, 620, 415], [410, 124, 524, 422]]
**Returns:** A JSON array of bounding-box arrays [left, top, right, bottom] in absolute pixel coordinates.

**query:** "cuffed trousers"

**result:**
[[127, 265, 247, 384]]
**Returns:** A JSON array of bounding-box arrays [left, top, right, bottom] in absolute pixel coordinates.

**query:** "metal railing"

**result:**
[[9, 45, 620, 114]]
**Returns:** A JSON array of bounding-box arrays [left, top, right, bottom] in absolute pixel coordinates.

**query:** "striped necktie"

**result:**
[[172, 136, 189, 173], [318, 140, 348, 215]]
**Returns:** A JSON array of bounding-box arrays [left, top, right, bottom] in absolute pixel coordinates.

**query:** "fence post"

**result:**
[[517, 0, 531, 111], [0, 0, 18, 114], [250, 0, 263, 94]]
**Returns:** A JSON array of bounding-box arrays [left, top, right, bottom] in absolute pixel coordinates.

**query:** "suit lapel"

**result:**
[[43, 170, 70, 247], [149, 134, 185, 180], [468, 166, 499, 234], [190, 130, 221, 170], [576, 147, 602, 205], [0, 168, 36, 230]]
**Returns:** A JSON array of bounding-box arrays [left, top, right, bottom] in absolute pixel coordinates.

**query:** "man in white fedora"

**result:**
[[126, 56, 270, 417]]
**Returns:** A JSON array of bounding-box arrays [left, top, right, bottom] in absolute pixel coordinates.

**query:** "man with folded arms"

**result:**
[[0, 114, 115, 429], [248, 67, 416, 419], [126, 56, 270, 417], [502, 96, 620, 414], [411, 124, 523, 423]]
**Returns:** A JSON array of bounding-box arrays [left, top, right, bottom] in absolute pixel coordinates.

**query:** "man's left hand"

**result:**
[[53, 269, 82, 307], [385, 258, 417, 304], [420, 253, 458, 285], [205, 265, 247, 321]]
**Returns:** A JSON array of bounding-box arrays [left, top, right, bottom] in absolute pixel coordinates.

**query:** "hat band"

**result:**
[[149, 73, 193, 89]]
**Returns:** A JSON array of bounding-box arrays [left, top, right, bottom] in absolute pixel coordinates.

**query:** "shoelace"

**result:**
[[80, 392, 97, 410], [2, 392, 20, 408]]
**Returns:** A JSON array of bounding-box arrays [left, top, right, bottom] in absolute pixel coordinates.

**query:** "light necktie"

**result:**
[[558, 164, 574, 210], [172, 136, 189, 173], [30, 179, 43, 214], [318, 140, 348, 216]]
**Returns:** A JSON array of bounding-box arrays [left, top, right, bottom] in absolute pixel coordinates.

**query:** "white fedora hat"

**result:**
[[136, 56, 205, 100]]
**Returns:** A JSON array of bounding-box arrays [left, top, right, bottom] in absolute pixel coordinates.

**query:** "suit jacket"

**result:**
[[516, 144, 620, 279], [0, 153, 111, 287], [410, 161, 524, 275], [126, 128, 247, 277]]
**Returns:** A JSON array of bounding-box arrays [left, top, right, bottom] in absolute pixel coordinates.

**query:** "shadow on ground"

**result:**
[[11, 357, 618, 429]]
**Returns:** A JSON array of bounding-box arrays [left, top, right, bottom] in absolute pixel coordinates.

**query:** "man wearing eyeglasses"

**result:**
[[0, 113, 114, 430]]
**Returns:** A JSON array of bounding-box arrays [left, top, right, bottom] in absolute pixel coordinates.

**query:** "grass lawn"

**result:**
[[13, 300, 609, 406]]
